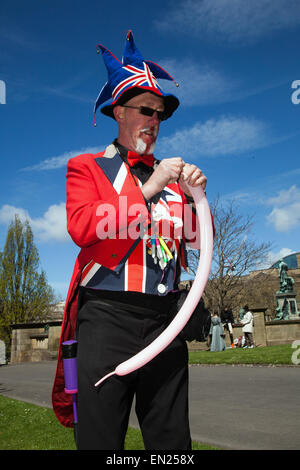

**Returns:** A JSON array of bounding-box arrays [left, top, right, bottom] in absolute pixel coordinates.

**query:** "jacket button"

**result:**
[[157, 284, 167, 294], [111, 253, 117, 258]]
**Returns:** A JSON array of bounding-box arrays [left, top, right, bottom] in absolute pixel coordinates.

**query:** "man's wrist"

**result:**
[[141, 181, 159, 201], [185, 189, 206, 204], [185, 194, 195, 204]]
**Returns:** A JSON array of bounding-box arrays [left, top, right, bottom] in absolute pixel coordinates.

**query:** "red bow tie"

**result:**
[[127, 151, 154, 168]]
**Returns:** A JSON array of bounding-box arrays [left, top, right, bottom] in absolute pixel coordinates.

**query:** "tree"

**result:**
[[188, 196, 272, 315], [240, 271, 276, 316], [0, 215, 56, 352]]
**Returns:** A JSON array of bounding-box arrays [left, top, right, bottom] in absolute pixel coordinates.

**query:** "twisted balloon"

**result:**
[[95, 185, 213, 387]]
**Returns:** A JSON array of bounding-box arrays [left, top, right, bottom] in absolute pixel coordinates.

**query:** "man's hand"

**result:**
[[141, 157, 185, 200], [141, 158, 207, 201], [179, 163, 207, 197]]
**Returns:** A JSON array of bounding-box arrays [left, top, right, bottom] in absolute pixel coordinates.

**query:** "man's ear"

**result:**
[[113, 105, 125, 122]]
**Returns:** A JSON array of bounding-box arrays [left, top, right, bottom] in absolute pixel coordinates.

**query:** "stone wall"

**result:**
[[265, 319, 300, 346], [10, 321, 62, 363]]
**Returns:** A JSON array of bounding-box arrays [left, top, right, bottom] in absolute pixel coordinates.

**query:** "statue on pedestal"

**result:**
[[274, 259, 299, 320], [277, 259, 294, 294], [275, 298, 290, 320]]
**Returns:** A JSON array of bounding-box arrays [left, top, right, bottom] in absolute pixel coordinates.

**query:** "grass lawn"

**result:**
[[0, 395, 217, 450], [188, 343, 296, 366]]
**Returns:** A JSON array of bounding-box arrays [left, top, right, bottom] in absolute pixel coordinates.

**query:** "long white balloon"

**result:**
[[95, 185, 213, 387]]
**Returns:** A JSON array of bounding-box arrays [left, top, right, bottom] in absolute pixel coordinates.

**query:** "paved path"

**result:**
[[0, 361, 299, 450]]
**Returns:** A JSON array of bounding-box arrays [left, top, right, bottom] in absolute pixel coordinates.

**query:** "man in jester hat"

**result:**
[[52, 30, 207, 450]]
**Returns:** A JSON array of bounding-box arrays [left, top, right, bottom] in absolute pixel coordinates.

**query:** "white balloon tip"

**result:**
[[94, 370, 116, 387]]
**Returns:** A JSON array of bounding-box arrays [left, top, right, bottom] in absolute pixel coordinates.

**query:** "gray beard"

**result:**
[[135, 138, 156, 155]]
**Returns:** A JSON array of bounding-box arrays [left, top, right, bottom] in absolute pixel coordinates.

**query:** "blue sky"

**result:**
[[1, 0, 300, 299]]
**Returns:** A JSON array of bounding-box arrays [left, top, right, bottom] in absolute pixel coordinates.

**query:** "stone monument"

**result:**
[[274, 259, 299, 319]]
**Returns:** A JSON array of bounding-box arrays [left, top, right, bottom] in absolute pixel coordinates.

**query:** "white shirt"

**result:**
[[241, 310, 253, 333]]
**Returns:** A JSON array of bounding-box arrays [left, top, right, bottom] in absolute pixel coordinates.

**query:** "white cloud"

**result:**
[[0, 204, 30, 225], [21, 146, 103, 171], [267, 248, 295, 265], [257, 247, 295, 269], [157, 115, 268, 158], [266, 185, 300, 232], [267, 203, 300, 232], [155, 0, 300, 44], [266, 185, 300, 206], [30, 203, 69, 242], [159, 58, 289, 109], [158, 59, 237, 107], [0, 203, 70, 243]]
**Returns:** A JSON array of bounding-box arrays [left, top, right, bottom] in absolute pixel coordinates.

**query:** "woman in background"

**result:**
[[209, 312, 226, 352]]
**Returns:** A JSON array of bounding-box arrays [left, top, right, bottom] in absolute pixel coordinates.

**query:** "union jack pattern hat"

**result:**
[[94, 30, 179, 123]]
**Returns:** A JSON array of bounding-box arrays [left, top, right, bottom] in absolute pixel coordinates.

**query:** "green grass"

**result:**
[[0, 395, 216, 450], [189, 344, 296, 366]]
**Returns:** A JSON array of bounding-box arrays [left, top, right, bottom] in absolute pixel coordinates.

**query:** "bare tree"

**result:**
[[188, 196, 272, 315], [240, 272, 276, 316]]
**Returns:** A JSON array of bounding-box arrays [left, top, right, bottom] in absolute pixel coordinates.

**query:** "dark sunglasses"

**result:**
[[121, 105, 167, 121]]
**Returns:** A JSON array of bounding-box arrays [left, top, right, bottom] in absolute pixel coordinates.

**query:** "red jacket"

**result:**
[[51, 145, 198, 427]]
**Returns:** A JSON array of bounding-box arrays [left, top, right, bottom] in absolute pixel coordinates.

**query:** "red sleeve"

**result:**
[[66, 154, 150, 248]]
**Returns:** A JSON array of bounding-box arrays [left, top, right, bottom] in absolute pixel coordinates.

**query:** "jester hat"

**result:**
[[94, 31, 179, 122]]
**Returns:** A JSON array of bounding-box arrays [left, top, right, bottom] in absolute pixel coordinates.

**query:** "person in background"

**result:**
[[209, 312, 226, 352], [221, 305, 235, 348], [240, 305, 254, 348], [239, 307, 245, 320]]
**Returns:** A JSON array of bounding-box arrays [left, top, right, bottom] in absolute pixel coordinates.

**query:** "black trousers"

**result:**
[[76, 288, 191, 450]]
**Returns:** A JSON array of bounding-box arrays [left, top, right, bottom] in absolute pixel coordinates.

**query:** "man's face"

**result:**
[[114, 92, 165, 155]]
